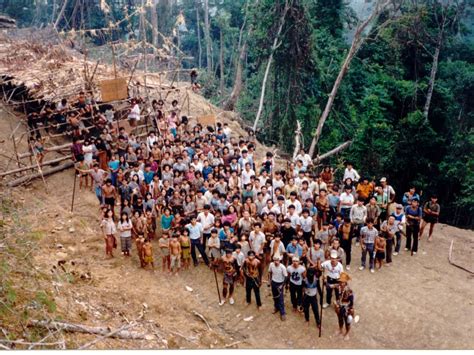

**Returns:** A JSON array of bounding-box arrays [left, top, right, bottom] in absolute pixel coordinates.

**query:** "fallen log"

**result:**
[[18, 142, 74, 159], [0, 155, 72, 177], [29, 320, 147, 340], [7, 161, 74, 187]]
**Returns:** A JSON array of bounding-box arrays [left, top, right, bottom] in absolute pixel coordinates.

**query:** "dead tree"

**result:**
[[252, 0, 291, 132], [204, 0, 212, 73], [308, 0, 395, 158]]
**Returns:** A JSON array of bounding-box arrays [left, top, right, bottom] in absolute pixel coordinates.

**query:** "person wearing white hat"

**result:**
[[268, 255, 288, 321], [286, 257, 306, 313], [321, 249, 344, 308]]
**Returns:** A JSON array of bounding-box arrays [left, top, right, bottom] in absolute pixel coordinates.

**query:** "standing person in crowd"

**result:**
[[339, 185, 355, 219], [391, 204, 406, 255], [350, 197, 367, 245], [359, 218, 378, 273], [321, 250, 344, 308], [405, 199, 422, 255], [100, 209, 117, 258], [286, 257, 306, 313], [117, 212, 132, 257], [420, 195, 440, 242], [302, 267, 321, 330], [268, 255, 288, 321], [343, 162, 360, 183], [186, 216, 210, 266], [242, 250, 262, 309], [334, 272, 355, 341]]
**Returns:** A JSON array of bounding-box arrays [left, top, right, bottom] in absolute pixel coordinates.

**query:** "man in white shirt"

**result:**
[[197, 205, 215, 248], [268, 256, 288, 320], [285, 192, 302, 215], [186, 216, 209, 267], [343, 162, 360, 182], [321, 249, 344, 308], [339, 186, 355, 219], [350, 197, 368, 245], [241, 163, 255, 187], [295, 149, 312, 169]]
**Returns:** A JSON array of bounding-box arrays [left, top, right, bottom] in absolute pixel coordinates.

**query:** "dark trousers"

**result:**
[[303, 294, 321, 326], [245, 277, 262, 307], [303, 231, 312, 247], [341, 238, 352, 266], [395, 231, 402, 253], [271, 281, 286, 316], [326, 277, 340, 305], [341, 208, 351, 219], [386, 238, 393, 263], [361, 243, 375, 269], [354, 223, 364, 243], [191, 239, 209, 266], [289, 283, 303, 309], [406, 224, 420, 252], [203, 233, 210, 249]]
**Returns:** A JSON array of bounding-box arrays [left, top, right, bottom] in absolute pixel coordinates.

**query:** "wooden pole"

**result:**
[[0, 155, 73, 177], [7, 162, 74, 187], [212, 265, 222, 304], [71, 166, 77, 213], [111, 43, 117, 79], [28, 141, 48, 192], [319, 275, 324, 337]]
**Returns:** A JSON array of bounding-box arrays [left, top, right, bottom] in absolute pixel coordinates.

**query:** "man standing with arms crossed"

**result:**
[[186, 215, 210, 267], [350, 197, 367, 246]]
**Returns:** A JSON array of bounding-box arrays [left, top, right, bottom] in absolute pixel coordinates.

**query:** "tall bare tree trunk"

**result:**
[[308, 0, 392, 157], [196, 1, 202, 68], [203, 0, 212, 73], [423, 43, 440, 122], [219, 28, 224, 95], [252, 0, 290, 132], [54, 0, 69, 28], [150, 1, 159, 48]]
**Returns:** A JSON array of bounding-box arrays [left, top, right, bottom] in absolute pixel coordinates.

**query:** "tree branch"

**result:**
[[313, 140, 353, 164]]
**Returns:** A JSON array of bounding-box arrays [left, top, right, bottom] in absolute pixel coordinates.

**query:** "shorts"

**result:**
[[170, 255, 181, 269], [423, 215, 438, 224], [160, 247, 170, 257], [223, 273, 235, 285], [376, 251, 385, 260], [144, 255, 154, 264]]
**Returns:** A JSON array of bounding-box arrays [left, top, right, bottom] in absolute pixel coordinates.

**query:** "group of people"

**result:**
[[30, 89, 441, 340]]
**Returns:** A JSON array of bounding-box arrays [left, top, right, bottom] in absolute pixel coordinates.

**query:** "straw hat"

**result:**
[[338, 272, 351, 283]]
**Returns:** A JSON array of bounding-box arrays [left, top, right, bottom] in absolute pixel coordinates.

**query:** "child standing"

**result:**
[[375, 233, 386, 269], [179, 229, 191, 270], [159, 232, 171, 272], [142, 238, 154, 271]]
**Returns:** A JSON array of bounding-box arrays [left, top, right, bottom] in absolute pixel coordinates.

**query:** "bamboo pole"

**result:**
[[0, 155, 72, 177], [7, 162, 74, 187]]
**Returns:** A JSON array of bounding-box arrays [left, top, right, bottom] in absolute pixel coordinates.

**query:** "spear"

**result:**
[[212, 262, 222, 304]]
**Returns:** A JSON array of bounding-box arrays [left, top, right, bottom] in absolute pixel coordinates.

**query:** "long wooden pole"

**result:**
[[7, 162, 74, 187], [71, 166, 77, 213], [0, 155, 72, 177]]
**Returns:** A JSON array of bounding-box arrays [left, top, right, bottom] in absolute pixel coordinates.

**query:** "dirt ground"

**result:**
[[0, 106, 473, 350]]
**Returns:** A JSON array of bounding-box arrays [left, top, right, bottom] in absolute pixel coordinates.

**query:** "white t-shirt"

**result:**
[[249, 231, 265, 254], [287, 264, 306, 286], [343, 168, 360, 182], [321, 260, 343, 279], [285, 199, 302, 215], [298, 216, 313, 232], [269, 262, 288, 283], [197, 212, 215, 234], [128, 104, 140, 120], [241, 169, 256, 186], [340, 192, 355, 208]]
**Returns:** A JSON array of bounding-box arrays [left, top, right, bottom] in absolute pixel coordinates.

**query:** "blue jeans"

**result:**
[[95, 186, 103, 204], [190, 239, 209, 266], [361, 243, 375, 269], [271, 281, 286, 316]]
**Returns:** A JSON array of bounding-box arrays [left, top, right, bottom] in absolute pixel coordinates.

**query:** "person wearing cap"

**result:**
[[268, 255, 288, 321], [242, 250, 262, 309], [359, 217, 378, 273], [321, 249, 344, 308], [420, 195, 440, 242], [334, 272, 355, 340], [391, 204, 406, 255], [286, 256, 306, 312], [339, 185, 355, 219], [302, 267, 321, 329], [350, 197, 367, 245], [405, 199, 422, 255], [218, 249, 238, 306]]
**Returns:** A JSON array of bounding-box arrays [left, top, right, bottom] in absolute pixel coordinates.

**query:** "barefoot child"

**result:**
[[136, 233, 145, 267], [100, 209, 116, 258], [142, 238, 155, 270], [179, 229, 191, 270], [159, 232, 171, 272], [169, 235, 182, 275], [374, 233, 386, 269]]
